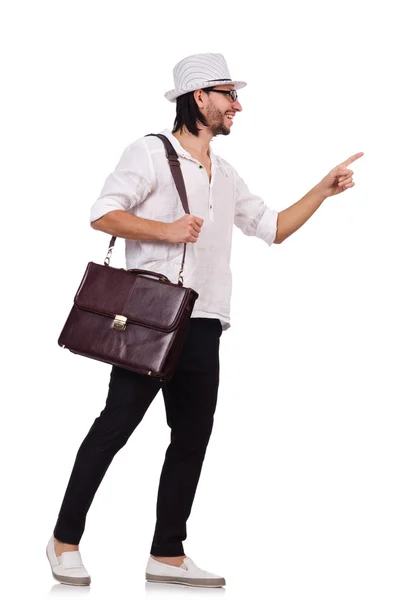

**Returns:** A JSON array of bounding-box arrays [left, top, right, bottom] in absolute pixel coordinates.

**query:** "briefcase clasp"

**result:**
[[113, 315, 127, 331]]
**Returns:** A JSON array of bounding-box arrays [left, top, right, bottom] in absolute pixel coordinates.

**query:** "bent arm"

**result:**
[[90, 139, 167, 240], [91, 210, 169, 242]]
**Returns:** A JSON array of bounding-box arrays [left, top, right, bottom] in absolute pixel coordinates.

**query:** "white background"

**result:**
[[1, 0, 396, 598]]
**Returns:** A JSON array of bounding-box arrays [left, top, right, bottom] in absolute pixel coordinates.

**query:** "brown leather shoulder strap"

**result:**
[[145, 133, 190, 215]]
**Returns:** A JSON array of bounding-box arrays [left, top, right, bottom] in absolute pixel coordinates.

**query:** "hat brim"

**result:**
[[164, 80, 247, 103]]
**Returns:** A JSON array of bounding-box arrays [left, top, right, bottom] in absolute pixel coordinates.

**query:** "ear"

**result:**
[[194, 89, 205, 108]]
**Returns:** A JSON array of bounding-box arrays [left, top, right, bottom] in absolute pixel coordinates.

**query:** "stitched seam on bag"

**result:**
[[72, 304, 177, 333], [74, 291, 194, 333]]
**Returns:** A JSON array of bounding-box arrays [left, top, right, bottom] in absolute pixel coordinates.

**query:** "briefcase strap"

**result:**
[[104, 133, 190, 286]]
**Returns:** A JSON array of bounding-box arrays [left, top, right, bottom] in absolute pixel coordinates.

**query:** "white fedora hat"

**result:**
[[165, 53, 247, 103]]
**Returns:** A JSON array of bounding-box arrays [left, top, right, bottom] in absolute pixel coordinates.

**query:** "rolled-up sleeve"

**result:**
[[233, 169, 278, 246], [90, 139, 155, 224]]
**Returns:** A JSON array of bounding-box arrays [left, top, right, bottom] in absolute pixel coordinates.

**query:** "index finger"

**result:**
[[341, 152, 364, 167]]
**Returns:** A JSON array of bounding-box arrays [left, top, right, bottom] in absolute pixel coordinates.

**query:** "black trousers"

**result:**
[[53, 318, 222, 557]]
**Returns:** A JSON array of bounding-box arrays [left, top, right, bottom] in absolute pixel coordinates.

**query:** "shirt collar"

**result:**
[[160, 129, 218, 163]]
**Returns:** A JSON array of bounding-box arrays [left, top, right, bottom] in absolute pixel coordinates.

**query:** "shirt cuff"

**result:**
[[256, 208, 279, 246], [90, 198, 127, 224]]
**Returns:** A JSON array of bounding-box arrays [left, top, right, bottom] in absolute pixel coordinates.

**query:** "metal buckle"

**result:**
[[113, 315, 127, 331], [104, 246, 114, 266]]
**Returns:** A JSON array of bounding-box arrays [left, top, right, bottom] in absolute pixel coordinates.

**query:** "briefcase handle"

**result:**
[[104, 133, 190, 287], [126, 269, 170, 283]]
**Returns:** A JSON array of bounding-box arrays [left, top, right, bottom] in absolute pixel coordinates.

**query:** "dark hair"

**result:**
[[172, 91, 209, 136]]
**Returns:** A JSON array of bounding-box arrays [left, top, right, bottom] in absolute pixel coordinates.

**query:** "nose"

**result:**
[[232, 99, 242, 112]]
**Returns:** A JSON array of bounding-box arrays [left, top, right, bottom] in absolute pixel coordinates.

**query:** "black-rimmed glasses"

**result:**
[[205, 88, 239, 102]]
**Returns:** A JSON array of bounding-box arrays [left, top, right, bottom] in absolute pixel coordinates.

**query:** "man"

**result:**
[[46, 53, 363, 588]]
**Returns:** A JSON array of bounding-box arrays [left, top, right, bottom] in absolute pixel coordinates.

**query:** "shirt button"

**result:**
[[199, 165, 203, 169], [210, 205, 213, 208]]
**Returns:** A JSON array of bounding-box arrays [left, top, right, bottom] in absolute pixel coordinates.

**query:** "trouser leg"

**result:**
[[150, 318, 222, 556], [53, 366, 161, 544]]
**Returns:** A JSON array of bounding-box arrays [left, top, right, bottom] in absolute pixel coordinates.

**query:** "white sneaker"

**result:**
[[145, 556, 225, 587], [46, 536, 91, 586]]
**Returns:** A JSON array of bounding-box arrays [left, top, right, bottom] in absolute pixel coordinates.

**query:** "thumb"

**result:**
[[336, 165, 351, 176]]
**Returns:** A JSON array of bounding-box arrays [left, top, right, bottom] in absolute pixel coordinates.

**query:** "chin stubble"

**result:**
[[207, 104, 231, 137]]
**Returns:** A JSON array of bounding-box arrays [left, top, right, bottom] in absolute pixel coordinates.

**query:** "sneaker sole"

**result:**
[[146, 573, 225, 587]]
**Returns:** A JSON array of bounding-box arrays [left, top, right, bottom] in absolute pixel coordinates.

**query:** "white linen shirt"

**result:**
[[90, 129, 278, 330]]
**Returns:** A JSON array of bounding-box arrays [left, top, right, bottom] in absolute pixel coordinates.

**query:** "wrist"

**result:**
[[312, 183, 329, 202], [157, 221, 171, 242]]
